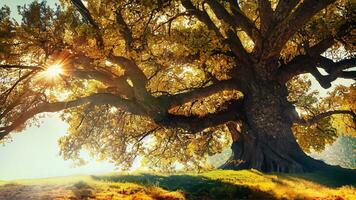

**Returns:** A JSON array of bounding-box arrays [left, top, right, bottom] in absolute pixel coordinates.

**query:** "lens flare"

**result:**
[[43, 64, 63, 78]]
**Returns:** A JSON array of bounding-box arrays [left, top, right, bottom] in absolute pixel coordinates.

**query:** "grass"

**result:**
[[0, 169, 355, 200]]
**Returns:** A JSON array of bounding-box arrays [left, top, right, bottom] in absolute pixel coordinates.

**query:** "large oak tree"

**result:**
[[0, 0, 355, 172]]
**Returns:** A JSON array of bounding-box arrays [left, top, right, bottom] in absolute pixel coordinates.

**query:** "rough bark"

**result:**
[[220, 80, 328, 172]]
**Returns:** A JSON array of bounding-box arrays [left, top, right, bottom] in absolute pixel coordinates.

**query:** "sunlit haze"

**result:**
[[42, 63, 63, 78], [0, 114, 118, 180]]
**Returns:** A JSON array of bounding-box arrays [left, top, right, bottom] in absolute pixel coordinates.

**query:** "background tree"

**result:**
[[0, 0, 355, 172]]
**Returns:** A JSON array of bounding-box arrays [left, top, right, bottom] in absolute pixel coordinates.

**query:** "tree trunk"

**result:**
[[220, 80, 327, 173]]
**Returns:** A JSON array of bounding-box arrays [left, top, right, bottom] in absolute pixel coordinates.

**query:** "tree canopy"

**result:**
[[0, 0, 355, 171]]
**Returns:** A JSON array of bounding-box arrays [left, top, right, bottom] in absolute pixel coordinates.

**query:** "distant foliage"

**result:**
[[310, 136, 356, 169]]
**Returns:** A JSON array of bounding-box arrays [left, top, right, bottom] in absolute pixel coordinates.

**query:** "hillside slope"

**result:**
[[0, 169, 355, 200]]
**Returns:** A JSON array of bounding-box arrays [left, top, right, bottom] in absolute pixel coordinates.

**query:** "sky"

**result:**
[[0, 0, 354, 181]]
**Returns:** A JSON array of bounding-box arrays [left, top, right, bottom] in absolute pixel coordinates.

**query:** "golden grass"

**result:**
[[202, 170, 356, 200], [0, 175, 185, 200], [0, 169, 354, 200]]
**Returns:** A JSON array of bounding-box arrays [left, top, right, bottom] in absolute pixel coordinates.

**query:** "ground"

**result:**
[[0, 169, 355, 200]]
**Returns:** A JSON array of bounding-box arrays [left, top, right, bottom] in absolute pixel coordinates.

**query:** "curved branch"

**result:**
[[295, 110, 355, 126], [0, 93, 145, 140], [313, 57, 356, 88], [277, 55, 315, 83], [278, 19, 356, 83], [278, 56, 356, 88], [225, 29, 251, 66]]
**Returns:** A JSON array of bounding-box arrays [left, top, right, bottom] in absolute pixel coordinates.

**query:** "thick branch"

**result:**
[[274, 0, 300, 23], [181, 0, 223, 39], [278, 56, 356, 88], [278, 19, 356, 83], [314, 57, 356, 88], [265, 0, 335, 58], [0, 93, 144, 140], [307, 20, 355, 57], [161, 79, 243, 108], [339, 71, 356, 79], [108, 55, 167, 119], [258, 0, 274, 35], [159, 99, 243, 132], [205, 0, 260, 43], [71, 0, 99, 29], [115, 10, 133, 51], [181, 0, 251, 66], [71, 0, 103, 49], [225, 29, 251, 66], [108, 55, 147, 88], [107, 55, 149, 100], [72, 69, 134, 98], [204, 0, 261, 61], [277, 55, 315, 83], [318, 57, 356, 73], [295, 110, 355, 126]]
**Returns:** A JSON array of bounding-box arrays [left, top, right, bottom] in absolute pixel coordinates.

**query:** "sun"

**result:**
[[35, 61, 66, 83], [43, 64, 63, 78]]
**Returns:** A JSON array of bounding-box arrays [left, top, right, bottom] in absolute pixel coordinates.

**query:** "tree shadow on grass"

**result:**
[[242, 165, 355, 188], [92, 173, 276, 200], [278, 166, 356, 188], [70, 181, 95, 199]]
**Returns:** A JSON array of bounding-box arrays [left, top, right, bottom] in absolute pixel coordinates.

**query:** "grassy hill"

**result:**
[[0, 169, 355, 200]]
